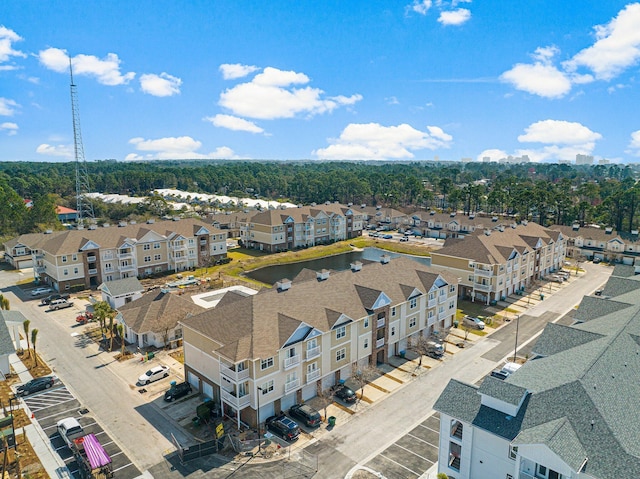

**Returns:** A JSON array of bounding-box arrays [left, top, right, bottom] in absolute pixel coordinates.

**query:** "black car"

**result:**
[[265, 414, 300, 441], [41, 293, 70, 305], [17, 376, 55, 396], [164, 381, 192, 402], [334, 384, 357, 403], [289, 404, 321, 427]]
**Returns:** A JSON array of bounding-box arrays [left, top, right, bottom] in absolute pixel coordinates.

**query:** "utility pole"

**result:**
[[256, 386, 263, 454], [513, 314, 520, 362]]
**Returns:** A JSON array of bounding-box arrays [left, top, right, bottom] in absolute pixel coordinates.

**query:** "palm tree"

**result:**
[[93, 301, 116, 335], [108, 316, 114, 352], [31, 329, 39, 367], [0, 294, 9, 310], [117, 324, 125, 356], [23, 320, 30, 358]]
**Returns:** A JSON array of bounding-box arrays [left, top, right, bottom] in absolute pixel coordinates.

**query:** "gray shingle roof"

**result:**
[[99, 277, 144, 297], [478, 376, 528, 406]]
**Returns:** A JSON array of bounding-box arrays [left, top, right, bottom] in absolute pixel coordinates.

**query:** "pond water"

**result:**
[[244, 247, 431, 285]]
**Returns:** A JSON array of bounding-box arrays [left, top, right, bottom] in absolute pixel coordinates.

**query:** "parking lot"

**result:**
[[20, 379, 142, 479]]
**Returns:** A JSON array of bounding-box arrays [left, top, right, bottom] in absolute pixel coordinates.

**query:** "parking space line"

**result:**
[[112, 462, 135, 473], [417, 423, 439, 434], [392, 441, 433, 462], [407, 432, 439, 449], [109, 450, 125, 458], [378, 452, 421, 476], [33, 404, 82, 422]]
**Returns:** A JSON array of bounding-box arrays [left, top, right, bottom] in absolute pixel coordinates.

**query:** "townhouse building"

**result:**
[[434, 264, 640, 479], [180, 256, 458, 429], [239, 203, 364, 252], [408, 211, 488, 239], [360, 205, 409, 230], [430, 222, 566, 304], [550, 224, 640, 265], [6, 218, 226, 291]]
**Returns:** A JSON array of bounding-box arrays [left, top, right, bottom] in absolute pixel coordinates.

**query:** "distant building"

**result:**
[[598, 158, 610, 165], [575, 154, 594, 165], [56, 205, 79, 222]]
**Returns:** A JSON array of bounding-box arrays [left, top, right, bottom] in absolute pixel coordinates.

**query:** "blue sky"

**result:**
[[2, 1, 640, 163]]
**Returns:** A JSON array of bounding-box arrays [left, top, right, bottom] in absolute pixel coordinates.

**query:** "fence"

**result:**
[[171, 433, 226, 464]]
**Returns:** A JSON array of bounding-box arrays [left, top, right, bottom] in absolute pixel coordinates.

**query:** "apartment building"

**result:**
[[550, 224, 640, 265], [434, 264, 640, 479], [408, 211, 488, 239], [6, 218, 226, 291], [180, 256, 458, 429], [239, 203, 364, 252], [430, 222, 566, 304], [360, 205, 408, 230]]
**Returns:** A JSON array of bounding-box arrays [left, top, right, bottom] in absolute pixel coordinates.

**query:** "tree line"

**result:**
[[0, 160, 639, 239]]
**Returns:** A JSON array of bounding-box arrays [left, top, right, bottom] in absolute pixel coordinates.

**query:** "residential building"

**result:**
[[430, 222, 566, 304], [3, 233, 44, 269], [5, 218, 226, 291], [434, 264, 640, 479], [180, 256, 458, 429], [550, 224, 640, 265], [117, 290, 204, 349], [98, 277, 145, 309], [408, 211, 487, 239], [239, 203, 364, 252], [575, 153, 594, 165], [56, 205, 79, 223], [360, 205, 408, 230], [0, 311, 17, 377]]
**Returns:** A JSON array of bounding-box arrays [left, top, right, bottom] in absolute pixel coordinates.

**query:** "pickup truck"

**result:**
[[48, 299, 74, 311], [57, 417, 84, 448], [58, 417, 113, 478]]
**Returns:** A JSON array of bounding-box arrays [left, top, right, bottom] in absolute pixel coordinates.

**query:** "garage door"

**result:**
[[623, 257, 634, 265], [321, 375, 335, 391], [280, 392, 296, 411], [187, 371, 200, 389], [301, 383, 316, 402], [202, 381, 214, 399]]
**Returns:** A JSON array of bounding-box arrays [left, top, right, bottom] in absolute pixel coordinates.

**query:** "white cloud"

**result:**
[[1, 122, 18, 135], [313, 122, 452, 160], [139, 73, 182, 97], [219, 66, 362, 120], [564, 3, 640, 81], [36, 143, 73, 158], [0, 98, 19, 116], [518, 119, 602, 145], [500, 46, 572, 98], [0, 26, 26, 65], [386, 96, 400, 105], [438, 8, 471, 26], [38, 48, 135, 86], [627, 130, 640, 156], [127, 136, 240, 160], [476, 149, 508, 162], [204, 114, 264, 134], [219, 63, 260, 80], [409, 0, 432, 15]]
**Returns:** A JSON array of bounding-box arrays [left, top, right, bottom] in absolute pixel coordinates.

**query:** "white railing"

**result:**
[[87, 256, 96, 263], [438, 311, 449, 321], [473, 283, 492, 292], [306, 369, 321, 383], [119, 263, 136, 272], [117, 251, 133, 259], [474, 268, 492, 277], [88, 268, 97, 275], [428, 298, 437, 308], [220, 363, 250, 382], [305, 346, 320, 360], [221, 388, 250, 408], [376, 338, 385, 348], [376, 317, 386, 328], [284, 379, 300, 394], [439, 294, 448, 303], [284, 354, 300, 370]]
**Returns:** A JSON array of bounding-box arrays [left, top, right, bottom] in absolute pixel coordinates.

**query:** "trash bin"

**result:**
[[328, 416, 336, 427], [453, 320, 459, 328], [399, 350, 406, 358], [540, 294, 545, 301], [147, 352, 155, 360]]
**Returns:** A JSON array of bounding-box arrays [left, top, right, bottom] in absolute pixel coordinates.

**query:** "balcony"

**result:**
[[306, 369, 321, 383], [199, 239, 207, 245], [220, 363, 250, 382], [87, 256, 96, 263], [473, 283, 492, 292], [438, 294, 448, 304], [474, 268, 492, 277], [305, 346, 320, 360], [376, 317, 386, 328], [284, 354, 301, 370], [119, 263, 136, 272], [172, 243, 187, 251], [438, 310, 449, 321], [88, 268, 97, 275], [220, 388, 250, 409], [117, 251, 133, 259], [428, 298, 437, 308], [35, 266, 45, 273], [174, 256, 188, 263], [376, 338, 385, 348], [284, 378, 300, 394]]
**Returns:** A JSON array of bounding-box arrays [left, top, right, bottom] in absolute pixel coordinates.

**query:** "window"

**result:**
[[364, 317, 369, 328], [73, 267, 79, 274], [155, 266, 162, 273], [154, 254, 161, 261], [260, 357, 274, 370], [449, 284, 455, 292], [144, 256, 151, 263], [336, 348, 346, 361], [62, 256, 67, 263], [450, 420, 463, 439], [261, 380, 274, 394], [508, 445, 518, 460], [153, 242, 161, 249], [143, 244, 150, 250], [72, 254, 77, 261], [391, 306, 396, 317], [363, 338, 369, 349], [391, 326, 396, 337], [410, 297, 417, 309], [63, 269, 68, 276], [336, 325, 346, 339]]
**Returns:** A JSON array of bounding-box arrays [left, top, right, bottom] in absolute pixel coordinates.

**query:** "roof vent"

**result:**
[[492, 216, 498, 222], [450, 212, 456, 217], [522, 220, 528, 225], [277, 279, 292, 291], [469, 214, 475, 219], [88, 224, 97, 230], [147, 219, 155, 224], [351, 261, 363, 272], [484, 229, 492, 236], [380, 254, 391, 264], [605, 227, 613, 234], [316, 269, 330, 281], [118, 221, 127, 227]]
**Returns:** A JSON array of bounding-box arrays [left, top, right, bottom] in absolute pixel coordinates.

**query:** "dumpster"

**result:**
[[328, 416, 336, 427]]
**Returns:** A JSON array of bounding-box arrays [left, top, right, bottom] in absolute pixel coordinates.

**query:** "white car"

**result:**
[[31, 287, 53, 296], [138, 365, 170, 385], [463, 315, 485, 330]]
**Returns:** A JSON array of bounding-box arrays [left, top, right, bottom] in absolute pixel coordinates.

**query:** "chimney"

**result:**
[[484, 229, 492, 236], [277, 278, 292, 291], [316, 269, 330, 281], [380, 254, 391, 264], [350, 261, 363, 272]]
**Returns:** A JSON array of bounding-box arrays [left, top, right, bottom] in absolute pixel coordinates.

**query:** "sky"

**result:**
[[2, 1, 640, 164]]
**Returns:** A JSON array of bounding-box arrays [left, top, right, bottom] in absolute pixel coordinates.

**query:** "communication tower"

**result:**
[[70, 59, 95, 228]]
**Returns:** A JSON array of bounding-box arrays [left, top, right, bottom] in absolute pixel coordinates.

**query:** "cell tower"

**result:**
[[70, 58, 95, 228]]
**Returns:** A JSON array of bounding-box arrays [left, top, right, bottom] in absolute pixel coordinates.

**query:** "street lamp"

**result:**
[[513, 314, 520, 362], [256, 386, 263, 454]]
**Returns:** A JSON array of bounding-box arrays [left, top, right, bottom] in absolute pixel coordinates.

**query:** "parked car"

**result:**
[[48, 298, 74, 311], [31, 287, 53, 296], [399, 236, 409, 242], [289, 403, 321, 427], [463, 315, 485, 330], [17, 376, 55, 396], [41, 293, 70, 305], [382, 234, 393, 239], [138, 365, 170, 385], [593, 257, 602, 264], [334, 384, 357, 403], [164, 381, 192, 402], [424, 340, 445, 359], [549, 275, 564, 283], [265, 414, 300, 441]]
